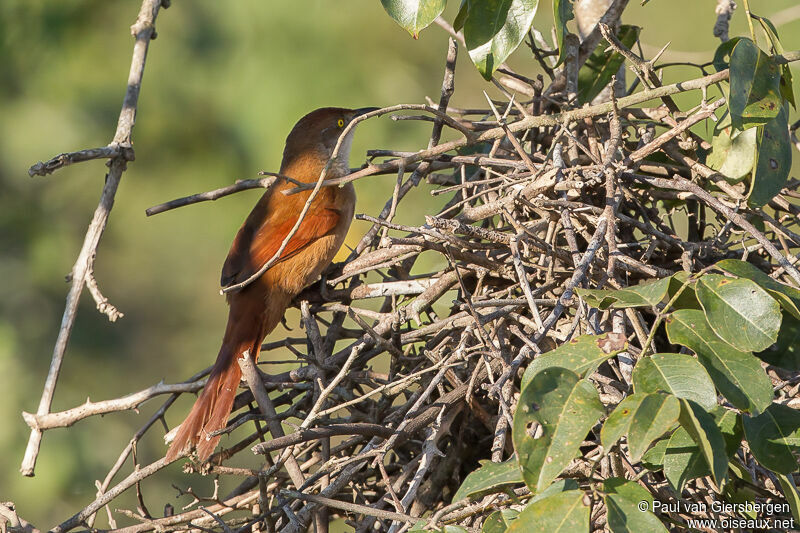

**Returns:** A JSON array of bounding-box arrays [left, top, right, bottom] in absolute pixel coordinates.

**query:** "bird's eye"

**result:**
[[337, 119, 345, 127]]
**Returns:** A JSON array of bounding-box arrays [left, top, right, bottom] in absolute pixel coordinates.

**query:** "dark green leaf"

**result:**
[[529, 479, 580, 503], [666, 271, 701, 310], [751, 14, 795, 107], [507, 490, 590, 532], [521, 332, 627, 391], [601, 392, 680, 462], [777, 473, 800, 524], [663, 427, 708, 493], [513, 368, 603, 492], [678, 399, 728, 487], [482, 509, 519, 533], [665, 309, 773, 414], [711, 406, 743, 458], [749, 103, 791, 208], [633, 353, 717, 410], [729, 38, 781, 130], [696, 273, 781, 352], [603, 478, 668, 533], [552, 0, 574, 67], [464, 0, 540, 80], [576, 276, 670, 310], [453, 456, 524, 501], [713, 37, 742, 72], [380, 0, 447, 38], [454, 0, 468, 31], [578, 25, 639, 104], [642, 437, 669, 470], [743, 403, 800, 474], [758, 311, 800, 370], [716, 259, 800, 320]]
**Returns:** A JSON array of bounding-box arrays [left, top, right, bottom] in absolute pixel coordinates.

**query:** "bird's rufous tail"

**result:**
[[166, 307, 263, 461]]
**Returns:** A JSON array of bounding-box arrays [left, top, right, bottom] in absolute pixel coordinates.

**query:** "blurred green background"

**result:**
[[1, 0, 798, 528]]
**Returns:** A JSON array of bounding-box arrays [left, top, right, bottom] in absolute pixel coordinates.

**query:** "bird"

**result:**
[[166, 106, 377, 461]]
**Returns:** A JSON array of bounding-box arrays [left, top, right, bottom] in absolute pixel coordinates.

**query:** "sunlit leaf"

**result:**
[[506, 490, 590, 532], [716, 259, 800, 320], [521, 332, 627, 391], [453, 456, 524, 501], [464, 0, 540, 80], [706, 123, 756, 183], [696, 273, 781, 352], [633, 353, 717, 410], [663, 427, 708, 493], [513, 368, 603, 492], [601, 392, 680, 461], [577, 276, 670, 310], [380, 0, 446, 38], [665, 309, 773, 414]]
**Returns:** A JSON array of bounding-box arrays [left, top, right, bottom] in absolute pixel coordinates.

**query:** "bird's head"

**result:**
[[281, 107, 378, 178]]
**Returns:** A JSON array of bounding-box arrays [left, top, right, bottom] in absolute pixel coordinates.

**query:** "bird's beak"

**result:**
[[354, 107, 380, 117]]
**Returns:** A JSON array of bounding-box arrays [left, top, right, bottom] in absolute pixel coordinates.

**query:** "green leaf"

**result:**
[[513, 368, 603, 492], [713, 37, 742, 73], [578, 25, 639, 104], [642, 438, 669, 470], [663, 427, 708, 493], [729, 38, 782, 130], [576, 276, 670, 310], [777, 473, 800, 524], [749, 103, 791, 208], [464, 0, 540, 80], [601, 392, 680, 462], [751, 14, 795, 108], [380, 0, 446, 38], [521, 332, 627, 390], [603, 478, 668, 533], [666, 309, 773, 414], [711, 406, 743, 458], [506, 490, 590, 532], [758, 311, 800, 371], [696, 273, 781, 352], [633, 353, 718, 410], [716, 259, 800, 320], [529, 478, 579, 503], [743, 403, 800, 474], [678, 399, 728, 487], [552, 0, 574, 67], [482, 509, 520, 533], [706, 124, 757, 183], [454, 0, 468, 31], [666, 271, 701, 310], [453, 456, 524, 501]]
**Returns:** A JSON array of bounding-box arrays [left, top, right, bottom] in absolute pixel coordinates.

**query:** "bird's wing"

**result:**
[[221, 206, 342, 287]]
